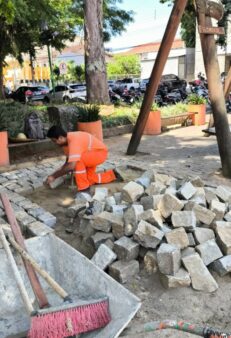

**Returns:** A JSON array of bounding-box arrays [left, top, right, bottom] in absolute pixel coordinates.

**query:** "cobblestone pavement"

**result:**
[[106, 121, 231, 188], [1, 121, 231, 338], [1, 121, 231, 244]]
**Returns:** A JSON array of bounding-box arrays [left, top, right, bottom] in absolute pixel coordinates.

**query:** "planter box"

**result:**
[[161, 113, 196, 128], [103, 124, 133, 138], [188, 104, 206, 126], [143, 110, 161, 135], [0, 131, 10, 166], [77, 120, 103, 141]]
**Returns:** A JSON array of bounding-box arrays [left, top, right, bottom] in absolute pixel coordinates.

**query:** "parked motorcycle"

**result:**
[[109, 89, 121, 105], [226, 93, 231, 112]]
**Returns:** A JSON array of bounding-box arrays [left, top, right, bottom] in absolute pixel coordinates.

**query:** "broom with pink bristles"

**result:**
[[29, 297, 110, 338], [0, 225, 110, 338]]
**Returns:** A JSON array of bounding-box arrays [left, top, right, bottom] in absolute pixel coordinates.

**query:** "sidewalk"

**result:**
[[106, 121, 231, 188]]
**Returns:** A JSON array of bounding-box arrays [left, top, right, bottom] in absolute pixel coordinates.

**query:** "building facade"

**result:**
[[4, 37, 84, 90], [117, 39, 195, 81]]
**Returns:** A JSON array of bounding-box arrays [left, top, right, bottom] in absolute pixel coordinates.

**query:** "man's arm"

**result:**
[[46, 161, 76, 184]]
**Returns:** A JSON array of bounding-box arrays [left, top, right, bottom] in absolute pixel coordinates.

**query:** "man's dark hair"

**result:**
[[47, 126, 67, 139]]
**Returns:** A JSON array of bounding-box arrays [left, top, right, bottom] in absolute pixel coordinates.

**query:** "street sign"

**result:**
[[59, 62, 67, 75], [198, 25, 225, 35]]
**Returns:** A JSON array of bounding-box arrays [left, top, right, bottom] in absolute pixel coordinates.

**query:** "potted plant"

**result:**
[[187, 94, 207, 126], [0, 127, 9, 166], [77, 104, 103, 141], [0, 110, 10, 166], [143, 102, 161, 135]]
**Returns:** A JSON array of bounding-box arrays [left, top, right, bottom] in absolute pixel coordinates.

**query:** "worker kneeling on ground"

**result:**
[[46, 126, 117, 193]]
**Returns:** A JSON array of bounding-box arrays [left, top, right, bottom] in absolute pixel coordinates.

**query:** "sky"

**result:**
[[105, 0, 179, 50]]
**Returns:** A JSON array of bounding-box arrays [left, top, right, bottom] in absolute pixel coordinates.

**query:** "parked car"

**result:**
[[69, 83, 86, 97], [3, 86, 12, 98], [160, 74, 187, 91], [107, 80, 115, 89], [43, 84, 86, 103], [140, 78, 150, 92], [113, 78, 140, 91], [140, 74, 186, 93], [11, 86, 49, 103]]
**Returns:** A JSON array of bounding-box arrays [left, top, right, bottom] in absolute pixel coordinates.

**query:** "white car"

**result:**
[[113, 78, 140, 91], [44, 84, 86, 103], [140, 78, 149, 92]]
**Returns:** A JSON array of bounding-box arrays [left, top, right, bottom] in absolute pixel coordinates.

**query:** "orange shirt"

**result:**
[[63, 131, 107, 162]]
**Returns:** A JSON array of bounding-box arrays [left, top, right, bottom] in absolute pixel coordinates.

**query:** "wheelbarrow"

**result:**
[[0, 233, 141, 338]]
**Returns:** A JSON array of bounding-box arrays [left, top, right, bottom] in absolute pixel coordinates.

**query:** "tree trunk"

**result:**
[[198, 14, 231, 177], [84, 0, 110, 104], [0, 59, 5, 99], [224, 66, 231, 99]]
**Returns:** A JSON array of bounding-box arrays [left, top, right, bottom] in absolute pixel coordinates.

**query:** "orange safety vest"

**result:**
[[63, 131, 107, 162]]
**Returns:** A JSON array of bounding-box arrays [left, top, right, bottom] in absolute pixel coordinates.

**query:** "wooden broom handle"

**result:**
[[8, 236, 68, 300], [0, 193, 49, 308], [0, 227, 34, 315]]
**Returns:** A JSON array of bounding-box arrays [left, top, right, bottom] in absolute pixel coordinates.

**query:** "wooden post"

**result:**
[[196, 0, 231, 177], [126, 0, 188, 155], [224, 66, 231, 99], [208, 66, 231, 128]]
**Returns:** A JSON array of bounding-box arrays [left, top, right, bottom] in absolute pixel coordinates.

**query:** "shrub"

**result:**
[[160, 103, 188, 118], [150, 102, 159, 111], [0, 102, 29, 137], [102, 107, 139, 128], [0, 102, 49, 137], [77, 104, 101, 122], [187, 94, 207, 105]]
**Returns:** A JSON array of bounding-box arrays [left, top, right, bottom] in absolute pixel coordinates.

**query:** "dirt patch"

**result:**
[[24, 169, 231, 338], [25, 167, 142, 258]]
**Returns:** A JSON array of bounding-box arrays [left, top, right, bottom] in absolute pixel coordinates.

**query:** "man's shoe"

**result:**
[[114, 168, 124, 182], [85, 201, 94, 216]]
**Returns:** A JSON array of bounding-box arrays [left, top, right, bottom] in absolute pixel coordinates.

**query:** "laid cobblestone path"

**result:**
[[1, 121, 231, 338], [106, 123, 231, 188]]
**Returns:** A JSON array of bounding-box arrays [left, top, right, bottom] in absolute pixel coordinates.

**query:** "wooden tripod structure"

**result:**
[[224, 66, 231, 99], [127, 0, 231, 178]]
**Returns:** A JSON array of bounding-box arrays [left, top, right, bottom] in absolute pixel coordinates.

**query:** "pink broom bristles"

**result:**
[[28, 299, 111, 338]]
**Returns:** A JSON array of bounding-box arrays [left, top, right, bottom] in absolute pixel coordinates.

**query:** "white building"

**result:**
[[117, 39, 195, 81]]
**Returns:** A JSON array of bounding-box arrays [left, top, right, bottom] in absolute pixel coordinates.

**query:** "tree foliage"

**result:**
[[159, 0, 196, 47], [107, 54, 141, 77], [159, 0, 231, 48], [0, 0, 77, 97], [0, 0, 133, 100], [217, 0, 231, 47], [72, 0, 134, 42], [54, 61, 85, 83]]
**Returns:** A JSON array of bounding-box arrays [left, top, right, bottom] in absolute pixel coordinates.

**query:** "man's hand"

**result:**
[[45, 175, 55, 186]]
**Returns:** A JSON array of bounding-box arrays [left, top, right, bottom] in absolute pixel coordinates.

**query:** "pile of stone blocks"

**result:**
[[73, 170, 231, 292]]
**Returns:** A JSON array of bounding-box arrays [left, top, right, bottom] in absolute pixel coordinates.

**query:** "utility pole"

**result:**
[[47, 45, 55, 91], [127, 0, 188, 155]]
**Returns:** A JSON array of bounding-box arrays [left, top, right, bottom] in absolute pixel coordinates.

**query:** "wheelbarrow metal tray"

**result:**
[[0, 233, 141, 338]]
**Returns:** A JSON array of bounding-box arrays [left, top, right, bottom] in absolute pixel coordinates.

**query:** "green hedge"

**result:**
[[160, 103, 188, 118], [0, 101, 49, 137], [0, 101, 190, 138], [102, 107, 139, 128]]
